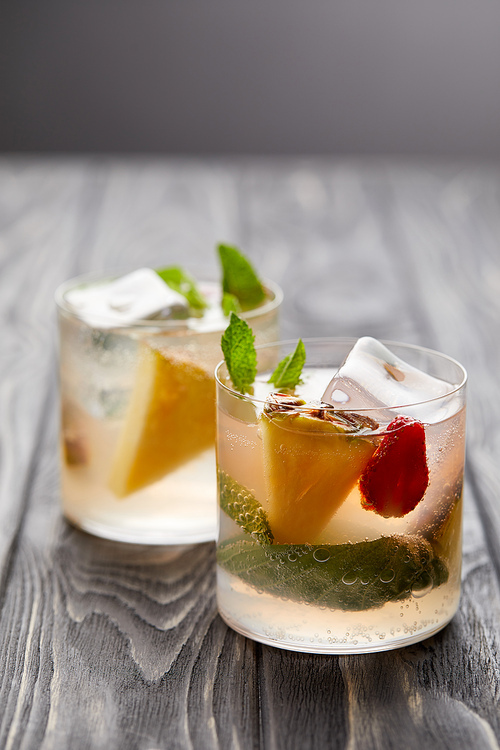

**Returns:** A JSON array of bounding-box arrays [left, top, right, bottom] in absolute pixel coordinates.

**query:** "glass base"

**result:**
[[64, 513, 217, 545], [218, 607, 455, 654]]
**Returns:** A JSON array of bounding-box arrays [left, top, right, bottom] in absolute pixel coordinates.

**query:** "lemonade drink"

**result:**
[[56, 265, 281, 544], [215, 338, 466, 653]]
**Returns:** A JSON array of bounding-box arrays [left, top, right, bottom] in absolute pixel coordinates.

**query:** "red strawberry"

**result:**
[[359, 416, 429, 518]]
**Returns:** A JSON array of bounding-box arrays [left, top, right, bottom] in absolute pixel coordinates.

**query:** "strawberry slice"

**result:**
[[359, 416, 429, 518]]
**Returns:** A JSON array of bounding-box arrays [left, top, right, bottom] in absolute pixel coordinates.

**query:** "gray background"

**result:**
[[1, 0, 500, 156]]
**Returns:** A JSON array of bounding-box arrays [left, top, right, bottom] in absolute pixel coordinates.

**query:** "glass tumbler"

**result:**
[[215, 338, 467, 653], [56, 272, 282, 544]]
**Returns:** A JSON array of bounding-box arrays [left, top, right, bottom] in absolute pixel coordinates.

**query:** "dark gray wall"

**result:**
[[2, 0, 500, 156]]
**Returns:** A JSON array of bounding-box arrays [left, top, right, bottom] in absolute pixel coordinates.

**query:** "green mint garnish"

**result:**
[[221, 292, 241, 317], [221, 313, 257, 394], [216, 474, 449, 612], [268, 339, 306, 389], [219, 470, 274, 544], [218, 244, 266, 310], [217, 534, 448, 612], [156, 266, 208, 311]]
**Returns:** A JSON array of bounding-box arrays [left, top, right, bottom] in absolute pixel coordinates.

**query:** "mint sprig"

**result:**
[[268, 339, 305, 389], [218, 244, 266, 310], [221, 315, 306, 395], [221, 292, 241, 317], [217, 473, 449, 611], [219, 470, 274, 544], [221, 313, 257, 394], [156, 266, 207, 311], [217, 535, 448, 612]]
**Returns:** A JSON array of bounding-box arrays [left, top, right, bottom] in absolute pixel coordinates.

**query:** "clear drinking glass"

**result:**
[[215, 338, 467, 653], [56, 272, 282, 544]]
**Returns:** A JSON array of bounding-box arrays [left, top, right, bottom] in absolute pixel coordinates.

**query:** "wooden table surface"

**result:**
[[1, 156, 499, 750]]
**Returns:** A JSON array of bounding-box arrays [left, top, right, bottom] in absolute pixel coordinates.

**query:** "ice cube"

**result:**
[[322, 337, 458, 424], [66, 268, 188, 328]]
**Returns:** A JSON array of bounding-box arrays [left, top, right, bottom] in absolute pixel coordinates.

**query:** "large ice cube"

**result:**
[[66, 268, 188, 328], [322, 337, 458, 424]]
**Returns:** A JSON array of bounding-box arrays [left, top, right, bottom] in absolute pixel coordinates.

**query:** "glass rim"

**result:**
[[215, 336, 468, 413], [55, 270, 283, 330]]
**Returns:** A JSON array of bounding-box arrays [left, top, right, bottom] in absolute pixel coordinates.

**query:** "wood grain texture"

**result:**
[[0, 156, 499, 749]]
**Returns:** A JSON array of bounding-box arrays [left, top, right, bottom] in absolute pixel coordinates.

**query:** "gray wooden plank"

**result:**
[[386, 166, 500, 566], [0, 157, 499, 750], [237, 159, 422, 341], [241, 160, 500, 749], [0, 157, 264, 750], [0, 160, 98, 580]]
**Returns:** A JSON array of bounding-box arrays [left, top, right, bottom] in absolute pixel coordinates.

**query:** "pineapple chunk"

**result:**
[[260, 404, 376, 544], [108, 345, 215, 497]]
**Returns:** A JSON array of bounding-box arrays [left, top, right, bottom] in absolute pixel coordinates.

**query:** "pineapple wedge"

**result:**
[[260, 397, 376, 544], [108, 345, 215, 497]]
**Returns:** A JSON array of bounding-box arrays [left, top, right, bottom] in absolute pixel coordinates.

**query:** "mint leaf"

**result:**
[[221, 313, 257, 394], [218, 244, 266, 310], [221, 292, 241, 317], [217, 535, 448, 612], [216, 474, 448, 611], [156, 266, 207, 310], [219, 470, 274, 544], [268, 339, 306, 389]]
